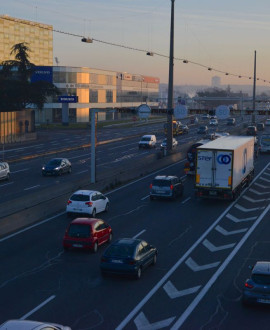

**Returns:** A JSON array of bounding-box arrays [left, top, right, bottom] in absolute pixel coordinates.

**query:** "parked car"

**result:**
[[149, 175, 184, 200], [265, 119, 270, 126], [246, 125, 257, 136], [197, 125, 208, 134], [42, 158, 71, 176], [0, 320, 71, 330], [179, 124, 189, 134], [0, 162, 10, 181], [66, 190, 109, 218], [160, 138, 178, 149], [63, 217, 112, 252], [257, 122, 265, 131], [138, 135, 156, 148], [242, 261, 270, 305], [227, 118, 236, 126], [209, 119, 218, 126], [100, 238, 157, 279]]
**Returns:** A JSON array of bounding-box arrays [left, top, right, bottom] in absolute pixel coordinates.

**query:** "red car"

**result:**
[[63, 218, 112, 253]]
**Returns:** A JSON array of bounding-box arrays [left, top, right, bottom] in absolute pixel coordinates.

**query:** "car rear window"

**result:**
[[106, 244, 134, 257], [252, 274, 270, 285], [152, 179, 170, 187], [70, 194, 90, 202], [68, 224, 91, 238], [141, 137, 151, 141]]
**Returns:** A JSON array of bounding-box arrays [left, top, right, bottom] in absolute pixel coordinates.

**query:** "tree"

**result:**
[[0, 42, 59, 112]]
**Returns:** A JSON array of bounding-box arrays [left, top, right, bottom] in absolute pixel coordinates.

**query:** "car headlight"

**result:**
[[55, 167, 60, 170], [42, 167, 45, 170]]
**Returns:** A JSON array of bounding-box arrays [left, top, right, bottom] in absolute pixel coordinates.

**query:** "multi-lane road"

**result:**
[[1, 115, 270, 329]]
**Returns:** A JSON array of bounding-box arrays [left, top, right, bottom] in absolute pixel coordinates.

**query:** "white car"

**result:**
[[209, 119, 218, 126], [0, 320, 71, 330], [160, 138, 178, 149], [66, 190, 109, 218], [265, 119, 270, 126], [0, 162, 10, 181]]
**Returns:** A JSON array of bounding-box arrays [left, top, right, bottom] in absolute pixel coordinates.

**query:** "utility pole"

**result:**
[[167, 0, 175, 152], [252, 50, 256, 124]]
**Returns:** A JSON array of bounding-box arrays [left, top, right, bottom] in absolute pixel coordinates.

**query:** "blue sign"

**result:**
[[58, 96, 78, 103], [217, 154, 231, 165], [31, 66, 53, 83]]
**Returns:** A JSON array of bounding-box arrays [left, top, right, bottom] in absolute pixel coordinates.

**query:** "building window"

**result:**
[[90, 90, 98, 103], [106, 90, 113, 103]]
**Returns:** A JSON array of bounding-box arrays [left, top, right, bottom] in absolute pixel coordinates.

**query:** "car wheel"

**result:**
[[6, 173, 10, 181], [152, 253, 157, 265], [93, 242, 98, 253], [105, 203, 109, 212], [58, 170, 62, 176], [135, 267, 142, 279], [68, 167, 72, 174], [92, 208, 96, 218], [108, 233, 113, 243]]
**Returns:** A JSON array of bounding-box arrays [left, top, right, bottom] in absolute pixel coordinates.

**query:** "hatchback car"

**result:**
[[0, 162, 10, 181], [42, 158, 71, 176], [160, 138, 178, 149], [246, 126, 257, 136], [63, 218, 112, 252], [138, 135, 156, 148], [209, 119, 218, 126], [66, 190, 109, 218], [149, 175, 184, 200], [257, 122, 265, 131], [179, 124, 189, 134], [242, 261, 270, 305], [100, 238, 157, 279], [197, 125, 208, 134], [0, 319, 71, 330]]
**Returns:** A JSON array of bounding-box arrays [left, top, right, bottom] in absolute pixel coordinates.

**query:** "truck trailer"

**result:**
[[195, 136, 254, 200]]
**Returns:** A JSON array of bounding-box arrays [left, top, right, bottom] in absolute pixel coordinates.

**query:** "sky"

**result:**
[[2, 0, 270, 87]]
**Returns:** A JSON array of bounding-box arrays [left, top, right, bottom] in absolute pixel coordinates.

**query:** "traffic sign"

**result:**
[[216, 105, 230, 119], [137, 104, 151, 119], [58, 95, 78, 103], [174, 105, 188, 119]]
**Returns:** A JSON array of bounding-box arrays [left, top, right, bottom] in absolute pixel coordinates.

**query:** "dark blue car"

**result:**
[[100, 238, 157, 279], [42, 158, 72, 176]]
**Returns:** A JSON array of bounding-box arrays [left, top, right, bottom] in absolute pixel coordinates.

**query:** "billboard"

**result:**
[[31, 66, 53, 83]]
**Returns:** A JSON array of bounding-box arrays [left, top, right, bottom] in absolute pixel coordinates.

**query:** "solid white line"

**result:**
[[181, 197, 191, 204], [0, 182, 14, 188], [0, 144, 44, 154], [75, 170, 88, 175], [116, 161, 270, 330], [110, 142, 137, 150], [20, 295, 56, 320], [11, 168, 30, 173], [24, 185, 40, 191], [133, 229, 146, 239], [0, 212, 66, 243], [141, 195, 149, 201]]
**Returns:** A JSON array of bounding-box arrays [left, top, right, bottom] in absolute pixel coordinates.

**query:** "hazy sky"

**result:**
[[2, 0, 270, 87]]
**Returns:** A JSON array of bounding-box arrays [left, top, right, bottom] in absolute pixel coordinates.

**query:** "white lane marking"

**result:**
[[134, 312, 175, 330], [202, 239, 236, 252], [11, 168, 30, 173], [234, 203, 265, 212], [181, 197, 191, 204], [171, 204, 270, 329], [107, 158, 187, 196], [242, 195, 269, 203], [116, 162, 270, 330], [185, 257, 220, 272], [263, 172, 270, 177], [0, 212, 66, 242], [0, 182, 14, 188], [0, 144, 44, 154], [75, 170, 88, 175], [20, 295, 56, 320], [226, 213, 257, 222], [260, 177, 270, 183], [141, 195, 149, 201], [24, 185, 40, 191], [133, 230, 146, 239], [249, 188, 270, 195], [254, 182, 269, 189], [215, 225, 248, 236], [163, 281, 201, 299], [110, 142, 137, 150]]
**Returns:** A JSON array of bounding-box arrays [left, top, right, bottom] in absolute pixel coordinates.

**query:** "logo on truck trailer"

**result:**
[[217, 154, 231, 165]]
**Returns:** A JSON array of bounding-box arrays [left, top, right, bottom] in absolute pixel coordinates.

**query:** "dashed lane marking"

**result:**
[[215, 225, 248, 236]]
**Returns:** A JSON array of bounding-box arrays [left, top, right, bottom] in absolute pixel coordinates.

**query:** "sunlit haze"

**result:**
[[2, 0, 270, 88]]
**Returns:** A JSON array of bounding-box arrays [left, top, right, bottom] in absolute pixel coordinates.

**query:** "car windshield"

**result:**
[[252, 274, 270, 285], [48, 159, 61, 166], [106, 244, 134, 257], [141, 137, 151, 141], [70, 194, 90, 202], [68, 224, 91, 238], [152, 179, 170, 187]]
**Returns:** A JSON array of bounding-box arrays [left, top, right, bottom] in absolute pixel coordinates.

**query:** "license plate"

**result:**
[[209, 191, 217, 196], [156, 190, 164, 194], [111, 259, 123, 263], [73, 208, 82, 212], [257, 298, 270, 304], [73, 244, 83, 248]]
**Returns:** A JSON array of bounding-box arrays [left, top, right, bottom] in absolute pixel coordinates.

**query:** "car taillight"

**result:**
[[150, 183, 153, 189], [128, 260, 136, 265], [170, 185, 174, 190], [85, 202, 93, 206], [67, 200, 72, 205], [245, 282, 253, 289], [101, 257, 107, 262]]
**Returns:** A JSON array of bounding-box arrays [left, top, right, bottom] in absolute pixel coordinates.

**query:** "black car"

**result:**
[[100, 238, 157, 279], [150, 175, 184, 200], [246, 126, 257, 136], [42, 158, 72, 176], [197, 125, 208, 134]]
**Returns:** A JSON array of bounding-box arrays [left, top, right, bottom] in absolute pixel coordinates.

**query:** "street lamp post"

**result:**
[[252, 50, 257, 124], [167, 0, 175, 152]]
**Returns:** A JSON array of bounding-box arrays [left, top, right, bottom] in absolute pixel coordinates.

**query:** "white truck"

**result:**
[[195, 136, 254, 200]]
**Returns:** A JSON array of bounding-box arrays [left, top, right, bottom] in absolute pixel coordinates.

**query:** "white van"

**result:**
[[138, 135, 157, 149], [0, 162, 10, 181]]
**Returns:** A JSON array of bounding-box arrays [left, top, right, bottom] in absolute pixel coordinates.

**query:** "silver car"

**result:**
[[0, 162, 10, 181], [242, 261, 270, 305], [0, 319, 71, 329]]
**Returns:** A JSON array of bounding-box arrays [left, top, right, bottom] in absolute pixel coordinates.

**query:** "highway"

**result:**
[[1, 115, 270, 329]]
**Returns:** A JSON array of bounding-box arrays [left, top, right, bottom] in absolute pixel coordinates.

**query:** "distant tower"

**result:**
[[212, 76, 221, 87], [55, 57, 59, 66]]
